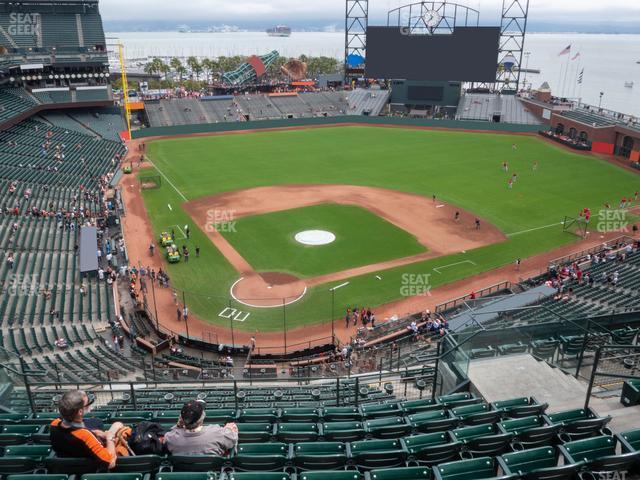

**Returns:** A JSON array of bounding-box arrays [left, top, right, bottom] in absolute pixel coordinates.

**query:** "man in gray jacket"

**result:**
[[164, 400, 238, 455]]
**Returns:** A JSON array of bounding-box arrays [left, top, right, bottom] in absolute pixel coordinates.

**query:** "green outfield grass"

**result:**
[[220, 204, 426, 278], [141, 126, 640, 333]]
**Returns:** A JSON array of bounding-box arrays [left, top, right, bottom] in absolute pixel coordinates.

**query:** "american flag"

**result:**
[[577, 69, 584, 84], [558, 45, 571, 56]]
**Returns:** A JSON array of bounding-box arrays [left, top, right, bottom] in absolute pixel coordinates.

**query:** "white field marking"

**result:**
[[170, 224, 187, 239], [436, 204, 445, 208], [146, 158, 188, 202], [507, 222, 564, 237], [230, 277, 307, 309], [167, 204, 172, 211], [433, 260, 477, 274]]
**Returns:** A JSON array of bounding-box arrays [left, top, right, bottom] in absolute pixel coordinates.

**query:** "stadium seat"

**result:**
[[80, 475, 146, 480], [361, 403, 402, 419], [349, 439, 408, 469], [407, 410, 459, 434], [559, 435, 640, 474], [497, 446, 581, 480], [2, 445, 51, 459], [44, 457, 100, 476], [449, 424, 513, 457], [436, 393, 480, 408], [0, 457, 39, 477], [228, 473, 290, 480], [619, 428, 640, 452], [451, 403, 501, 426], [275, 423, 319, 442], [299, 472, 364, 480], [365, 416, 412, 439], [402, 432, 462, 465], [157, 474, 216, 480], [498, 416, 561, 449], [169, 454, 228, 471], [491, 397, 548, 419], [238, 409, 278, 423], [233, 442, 289, 471], [281, 408, 320, 422], [400, 399, 442, 415], [431, 457, 512, 480], [323, 407, 362, 421], [112, 455, 163, 475], [322, 421, 366, 442], [368, 466, 432, 480], [544, 408, 611, 441], [0, 415, 29, 425], [292, 441, 348, 470], [6, 476, 69, 480], [237, 423, 274, 442], [621, 379, 640, 407]]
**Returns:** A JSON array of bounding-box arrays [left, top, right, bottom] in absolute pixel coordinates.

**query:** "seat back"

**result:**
[[560, 436, 616, 463], [498, 446, 558, 474], [349, 439, 407, 469], [170, 454, 227, 471], [112, 455, 163, 474], [44, 457, 100, 475], [322, 421, 365, 442], [432, 457, 496, 480], [369, 466, 432, 480]]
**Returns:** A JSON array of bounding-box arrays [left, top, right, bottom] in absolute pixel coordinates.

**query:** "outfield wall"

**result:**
[[132, 116, 543, 139]]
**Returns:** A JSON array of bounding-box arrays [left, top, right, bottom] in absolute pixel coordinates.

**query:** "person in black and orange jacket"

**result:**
[[50, 390, 125, 470]]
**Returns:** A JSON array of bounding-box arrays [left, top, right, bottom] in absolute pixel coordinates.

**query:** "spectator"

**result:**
[[50, 390, 124, 470], [164, 400, 238, 455]]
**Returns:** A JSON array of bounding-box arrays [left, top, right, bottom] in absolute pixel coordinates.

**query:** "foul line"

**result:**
[[433, 260, 477, 274], [507, 222, 564, 237], [146, 158, 188, 202]]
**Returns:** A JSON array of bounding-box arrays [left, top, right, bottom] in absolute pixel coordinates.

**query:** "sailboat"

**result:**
[[624, 81, 634, 88]]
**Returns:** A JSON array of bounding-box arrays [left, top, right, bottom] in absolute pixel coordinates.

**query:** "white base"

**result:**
[[294, 230, 336, 246]]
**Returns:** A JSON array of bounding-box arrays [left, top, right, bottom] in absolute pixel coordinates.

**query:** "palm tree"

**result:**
[[170, 57, 185, 83], [187, 56, 202, 81]]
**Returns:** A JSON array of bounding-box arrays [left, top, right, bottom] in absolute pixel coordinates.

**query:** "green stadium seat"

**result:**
[[498, 416, 560, 449], [361, 403, 402, 419], [497, 446, 580, 480], [436, 393, 480, 408], [281, 408, 320, 422], [0, 415, 29, 425], [233, 442, 289, 471], [44, 457, 100, 476], [23, 412, 59, 425], [81, 475, 146, 480], [365, 416, 412, 439], [323, 407, 362, 421], [621, 379, 640, 407], [2, 445, 51, 459], [544, 408, 610, 441], [7, 475, 68, 480], [169, 454, 228, 471], [300, 471, 364, 480], [619, 428, 640, 452], [407, 410, 459, 434], [112, 455, 163, 475], [400, 399, 442, 415], [560, 435, 640, 475], [111, 411, 153, 423], [228, 473, 289, 480], [322, 421, 366, 442], [237, 423, 273, 442], [491, 397, 548, 419], [292, 441, 348, 470], [402, 432, 461, 465], [449, 424, 513, 457], [431, 457, 509, 480], [451, 403, 501, 426], [238, 409, 278, 423], [349, 438, 408, 469], [368, 466, 432, 480], [0, 457, 38, 477], [275, 423, 319, 442], [157, 474, 215, 480]]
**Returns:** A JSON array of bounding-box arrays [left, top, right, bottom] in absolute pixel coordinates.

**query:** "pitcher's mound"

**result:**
[[231, 272, 307, 308]]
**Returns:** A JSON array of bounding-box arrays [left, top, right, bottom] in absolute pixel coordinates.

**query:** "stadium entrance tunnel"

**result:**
[[230, 272, 307, 308]]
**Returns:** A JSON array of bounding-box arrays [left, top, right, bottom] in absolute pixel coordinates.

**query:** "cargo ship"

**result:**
[[267, 25, 291, 37]]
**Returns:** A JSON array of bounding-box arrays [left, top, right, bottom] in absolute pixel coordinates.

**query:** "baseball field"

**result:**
[[136, 125, 639, 332]]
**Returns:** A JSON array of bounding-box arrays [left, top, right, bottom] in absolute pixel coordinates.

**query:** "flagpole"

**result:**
[[561, 51, 571, 98], [557, 56, 564, 98], [572, 57, 581, 99]]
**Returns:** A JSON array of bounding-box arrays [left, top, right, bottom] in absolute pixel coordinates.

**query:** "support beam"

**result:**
[[344, 0, 368, 84], [496, 0, 530, 93]]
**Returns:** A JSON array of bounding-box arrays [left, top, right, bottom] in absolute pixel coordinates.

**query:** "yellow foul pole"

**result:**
[[118, 42, 132, 139]]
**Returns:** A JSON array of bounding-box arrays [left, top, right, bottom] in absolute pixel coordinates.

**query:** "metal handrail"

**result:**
[[584, 344, 640, 410]]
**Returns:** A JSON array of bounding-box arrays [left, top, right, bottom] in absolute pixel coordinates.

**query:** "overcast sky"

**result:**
[[99, 0, 640, 25]]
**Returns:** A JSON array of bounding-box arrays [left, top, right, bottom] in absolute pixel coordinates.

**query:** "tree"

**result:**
[[187, 56, 202, 81], [170, 57, 186, 83]]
